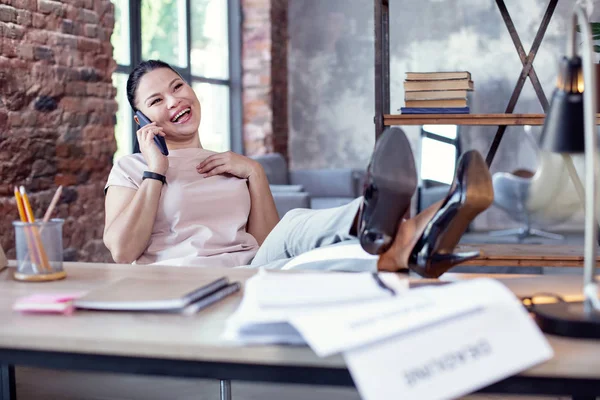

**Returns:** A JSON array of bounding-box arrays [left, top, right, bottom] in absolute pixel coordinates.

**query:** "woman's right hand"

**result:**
[[136, 122, 168, 175]]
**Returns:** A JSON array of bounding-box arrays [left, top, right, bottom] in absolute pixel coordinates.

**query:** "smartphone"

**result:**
[[135, 111, 169, 156]]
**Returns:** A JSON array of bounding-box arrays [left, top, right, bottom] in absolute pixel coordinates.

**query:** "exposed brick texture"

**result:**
[[242, 0, 288, 159], [0, 0, 116, 262]]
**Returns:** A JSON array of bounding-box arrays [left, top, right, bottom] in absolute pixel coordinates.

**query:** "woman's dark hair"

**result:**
[[126, 59, 182, 111]]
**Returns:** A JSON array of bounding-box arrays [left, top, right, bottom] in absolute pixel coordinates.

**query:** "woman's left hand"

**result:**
[[196, 151, 261, 179]]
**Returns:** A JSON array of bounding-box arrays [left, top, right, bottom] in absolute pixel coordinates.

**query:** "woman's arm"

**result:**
[[245, 165, 280, 244], [103, 180, 163, 263], [104, 121, 169, 263], [197, 151, 280, 244]]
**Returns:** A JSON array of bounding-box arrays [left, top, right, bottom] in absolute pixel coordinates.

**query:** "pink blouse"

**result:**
[[105, 148, 259, 267]]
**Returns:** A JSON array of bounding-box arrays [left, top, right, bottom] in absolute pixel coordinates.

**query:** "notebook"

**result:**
[[74, 277, 229, 311]]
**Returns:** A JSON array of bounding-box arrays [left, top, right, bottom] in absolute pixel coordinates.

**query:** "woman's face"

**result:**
[[134, 68, 202, 139]]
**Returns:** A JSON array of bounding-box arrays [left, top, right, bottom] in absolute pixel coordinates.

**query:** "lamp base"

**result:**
[[533, 301, 600, 339]]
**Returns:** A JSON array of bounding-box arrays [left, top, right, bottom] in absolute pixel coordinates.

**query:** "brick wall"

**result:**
[[242, 0, 288, 158], [0, 0, 116, 262]]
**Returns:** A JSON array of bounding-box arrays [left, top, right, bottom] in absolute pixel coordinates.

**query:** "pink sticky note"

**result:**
[[13, 292, 86, 315]]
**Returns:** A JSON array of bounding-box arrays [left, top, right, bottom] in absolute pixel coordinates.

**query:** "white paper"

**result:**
[[290, 279, 555, 400], [290, 279, 517, 357], [256, 271, 406, 307], [344, 300, 552, 400], [222, 270, 407, 344]]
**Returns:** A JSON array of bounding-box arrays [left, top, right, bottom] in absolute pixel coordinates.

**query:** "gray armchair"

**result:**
[[251, 153, 365, 216], [490, 149, 587, 241], [489, 169, 564, 241]]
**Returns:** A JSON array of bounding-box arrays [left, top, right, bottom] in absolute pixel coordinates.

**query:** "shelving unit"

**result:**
[[374, 1, 592, 266], [374, 0, 559, 167]]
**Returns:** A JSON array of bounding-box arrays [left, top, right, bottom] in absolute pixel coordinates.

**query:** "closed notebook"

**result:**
[[403, 79, 474, 92], [405, 71, 471, 81], [400, 107, 470, 114], [404, 99, 467, 108], [74, 277, 229, 311]]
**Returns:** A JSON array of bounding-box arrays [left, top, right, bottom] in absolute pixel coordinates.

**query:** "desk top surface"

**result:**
[[0, 262, 598, 380]]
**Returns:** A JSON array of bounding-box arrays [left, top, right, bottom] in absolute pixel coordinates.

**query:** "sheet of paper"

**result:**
[[344, 298, 552, 400], [255, 271, 406, 307], [222, 270, 407, 344], [290, 279, 507, 357]]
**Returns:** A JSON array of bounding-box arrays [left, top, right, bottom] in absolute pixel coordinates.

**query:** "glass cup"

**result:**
[[13, 218, 66, 282]]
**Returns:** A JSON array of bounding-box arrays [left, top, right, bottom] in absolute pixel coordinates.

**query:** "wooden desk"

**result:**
[[0, 263, 599, 400]]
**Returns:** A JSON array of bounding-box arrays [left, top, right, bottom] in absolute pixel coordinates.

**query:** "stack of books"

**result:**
[[400, 71, 474, 114]]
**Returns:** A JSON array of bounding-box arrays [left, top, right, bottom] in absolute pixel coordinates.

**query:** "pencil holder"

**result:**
[[13, 218, 66, 282]]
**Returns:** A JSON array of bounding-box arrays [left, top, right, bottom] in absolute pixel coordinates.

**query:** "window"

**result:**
[[110, 0, 241, 162], [420, 124, 459, 185], [111, 0, 132, 161]]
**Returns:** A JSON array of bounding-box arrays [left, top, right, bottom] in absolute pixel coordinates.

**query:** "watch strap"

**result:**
[[142, 171, 167, 184]]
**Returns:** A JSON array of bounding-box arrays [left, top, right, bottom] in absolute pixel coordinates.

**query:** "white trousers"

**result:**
[[249, 197, 378, 271]]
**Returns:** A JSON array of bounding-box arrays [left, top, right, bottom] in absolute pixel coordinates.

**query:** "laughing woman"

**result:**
[[103, 59, 494, 278]]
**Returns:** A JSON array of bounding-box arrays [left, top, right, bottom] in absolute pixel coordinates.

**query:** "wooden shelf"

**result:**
[[456, 243, 597, 267], [385, 113, 600, 126], [384, 113, 546, 126]]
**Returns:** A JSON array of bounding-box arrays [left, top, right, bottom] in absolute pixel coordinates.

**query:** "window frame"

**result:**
[[416, 125, 462, 213], [113, 0, 243, 155]]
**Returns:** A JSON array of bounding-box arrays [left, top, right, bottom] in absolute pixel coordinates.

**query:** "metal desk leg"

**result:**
[[220, 379, 231, 400], [0, 364, 15, 400]]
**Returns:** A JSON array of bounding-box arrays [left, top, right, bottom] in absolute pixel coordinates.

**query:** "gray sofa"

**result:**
[[251, 153, 365, 217]]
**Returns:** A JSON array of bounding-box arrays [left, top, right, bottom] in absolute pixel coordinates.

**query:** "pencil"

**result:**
[[20, 186, 36, 223], [14, 187, 41, 272], [19, 186, 51, 271], [14, 186, 28, 223], [42, 185, 62, 223]]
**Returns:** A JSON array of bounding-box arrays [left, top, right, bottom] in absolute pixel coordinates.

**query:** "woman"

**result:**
[[103, 60, 494, 278]]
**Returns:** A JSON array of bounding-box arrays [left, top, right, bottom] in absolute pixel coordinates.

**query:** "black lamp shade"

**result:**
[[539, 56, 585, 154]]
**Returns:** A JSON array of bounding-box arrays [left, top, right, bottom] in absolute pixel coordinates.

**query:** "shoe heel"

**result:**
[[417, 251, 480, 278], [360, 180, 415, 254], [405, 150, 494, 278]]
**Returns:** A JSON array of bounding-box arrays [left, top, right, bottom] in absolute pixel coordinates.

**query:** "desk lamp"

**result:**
[[534, 4, 600, 338]]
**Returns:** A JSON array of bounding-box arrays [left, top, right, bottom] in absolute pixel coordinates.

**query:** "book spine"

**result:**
[[405, 100, 467, 108], [399, 107, 470, 114], [404, 90, 468, 101], [405, 72, 471, 81], [404, 80, 473, 92]]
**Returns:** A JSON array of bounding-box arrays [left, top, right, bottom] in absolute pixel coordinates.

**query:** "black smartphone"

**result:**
[[135, 111, 169, 156]]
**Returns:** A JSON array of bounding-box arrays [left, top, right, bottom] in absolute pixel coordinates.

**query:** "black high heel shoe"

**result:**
[[358, 127, 418, 255], [408, 150, 494, 278]]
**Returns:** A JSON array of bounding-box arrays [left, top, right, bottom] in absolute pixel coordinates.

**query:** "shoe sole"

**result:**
[[431, 150, 494, 275], [360, 127, 418, 254]]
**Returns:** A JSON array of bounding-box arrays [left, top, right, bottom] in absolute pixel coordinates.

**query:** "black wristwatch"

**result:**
[[142, 171, 167, 185]]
